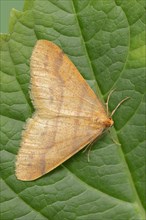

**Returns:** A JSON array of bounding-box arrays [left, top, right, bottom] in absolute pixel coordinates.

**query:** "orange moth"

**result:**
[[16, 40, 127, 181]]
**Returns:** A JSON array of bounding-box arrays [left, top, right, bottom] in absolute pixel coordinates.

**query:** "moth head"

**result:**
[[103, 117, 114, 128], [95, 116, 114, 128]]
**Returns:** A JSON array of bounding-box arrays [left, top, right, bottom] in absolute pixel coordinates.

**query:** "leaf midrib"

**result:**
[[71, 0, 104, 99]]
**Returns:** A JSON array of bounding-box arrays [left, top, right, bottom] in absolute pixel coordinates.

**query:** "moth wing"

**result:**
[[16, 40, 110, 181], [16, 114, 103, 181], [30, 40, 106, 118]]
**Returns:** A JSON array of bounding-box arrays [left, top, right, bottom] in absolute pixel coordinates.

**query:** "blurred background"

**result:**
[[0, 0, 24, 33]]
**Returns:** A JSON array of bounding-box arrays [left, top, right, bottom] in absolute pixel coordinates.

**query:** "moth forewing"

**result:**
[[16, 40, 113, 181]]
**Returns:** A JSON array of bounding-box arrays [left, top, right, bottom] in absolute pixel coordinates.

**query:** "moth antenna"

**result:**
[[106, 89, 116, 115], [111, 97, 130, 117]]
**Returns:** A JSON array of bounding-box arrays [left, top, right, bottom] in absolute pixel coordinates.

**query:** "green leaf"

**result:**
[[0, 0, 145, 219]]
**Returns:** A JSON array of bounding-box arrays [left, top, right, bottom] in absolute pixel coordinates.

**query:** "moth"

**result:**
[[16, 40, 128, 181]]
